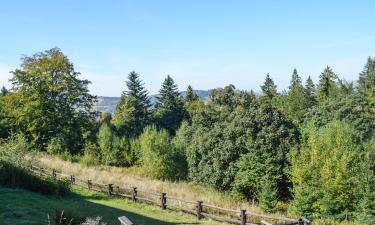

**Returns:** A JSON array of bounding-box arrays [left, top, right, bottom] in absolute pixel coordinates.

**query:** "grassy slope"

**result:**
[[0, 186, 224, 225]]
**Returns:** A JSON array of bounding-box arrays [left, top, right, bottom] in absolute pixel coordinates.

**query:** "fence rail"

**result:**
[[29, 165, 311, 225]]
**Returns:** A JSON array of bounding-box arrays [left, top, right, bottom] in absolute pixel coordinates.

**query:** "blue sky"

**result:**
[[0, 1, 374, 96]]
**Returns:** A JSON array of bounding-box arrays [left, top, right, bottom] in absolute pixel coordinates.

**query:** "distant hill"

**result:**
[[94, 90, 209, 114]]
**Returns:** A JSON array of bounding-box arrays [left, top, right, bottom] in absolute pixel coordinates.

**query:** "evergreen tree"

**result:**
[[261, 73, 277, 99], [113, 71, 151, 137], [153, 75, 185, 134], [286, 69, 306, 123], [185, 85, 199, 102], [304, 76, 317, 107], [0, 86, 8, 96], [357, 57, 375, 115], [358, 57, 375, 93], [317, 66, 338, 101]]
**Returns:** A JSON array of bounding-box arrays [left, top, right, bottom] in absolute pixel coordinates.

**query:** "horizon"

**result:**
[[1, 1, 374, 96]]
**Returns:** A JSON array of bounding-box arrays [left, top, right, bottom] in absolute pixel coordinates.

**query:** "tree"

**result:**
[[185, 85, 199, 102], [357, 57, 375, 115], [286, 69, 306, 124], [304, 76, 317, 107], [153, 75, 185, 134], [113, 71, 151, 137], [261, 73, 277, 100], [289, 121, 365, 218], [317, 66, 338, 101], [358, 57, 375, 94], [209, 84, 236, 108], [0, 86, 8, 97], [138, 126, 185, 180], [8, 48, 97, 153], [180, 95, 298, 194]]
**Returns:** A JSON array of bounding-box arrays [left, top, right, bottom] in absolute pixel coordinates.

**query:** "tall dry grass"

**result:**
[[34, 154, 284, 215], [34, 153, 370, 225]]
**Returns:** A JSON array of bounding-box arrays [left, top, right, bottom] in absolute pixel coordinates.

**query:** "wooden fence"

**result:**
[[29, 165, 311, 225]]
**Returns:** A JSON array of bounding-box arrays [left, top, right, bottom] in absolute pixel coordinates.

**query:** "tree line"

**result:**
[[0, 48, 375, 223]]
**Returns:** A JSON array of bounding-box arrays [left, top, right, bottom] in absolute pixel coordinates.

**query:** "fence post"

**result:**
[[132, 187, 137, 202], [240, 209, 247, 225], [70, 175, 75, 184], [52, 169, 56, 179], [87, 180, 92, 190], [108, 184, 113, 196], [197, 201, 203, 220], [160, 193, 167, 210]]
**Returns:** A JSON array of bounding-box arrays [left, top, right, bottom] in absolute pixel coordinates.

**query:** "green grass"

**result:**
[[0, 186, 226, 225]]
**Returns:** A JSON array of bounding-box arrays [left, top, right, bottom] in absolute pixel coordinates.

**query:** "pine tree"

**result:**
[[358, 57, 375, 93], [0, 86, 8, 96], [317, 66, 338, 101], [357, 57, 375, 114], [286, 69, 306, 123], [153, 75, 185, 134], [304, 76, 317, 107], [261, 73, 277, 99], [113, 71, 151, 137], [185, 85, 199, 102]]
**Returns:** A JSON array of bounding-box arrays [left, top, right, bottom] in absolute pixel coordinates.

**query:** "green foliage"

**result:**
[[153, 75, 186, 135], [6, 48, 97, 153], [112, 71, 151, 137], [261, 73, 277, 99], [285, 69, 307, 124], [80, 142, 101, 166], [180, 88, 297, 196], [139, 126, 186, 180], [304, 93, 375, 141], [0, 162, 71, 196], [97, 123, 120, 166], [289, 121, 375, 221], [304, 76, 317, 107], [185, 85, 199, 102], [0, 134, 70, 196], [47, 137, 67, 155], [232, 151, 280, 206], [0, 133, 29, 167], [317, 66, 338, 101], [258, 174, 279, 213]]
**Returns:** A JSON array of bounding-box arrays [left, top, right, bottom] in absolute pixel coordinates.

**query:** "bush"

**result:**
[[80, 142, 101, 166], [47, 137, 66, 155], [139, 126, 186, 180], [0, 162, 70, 196], [289, 121, 374, 221]]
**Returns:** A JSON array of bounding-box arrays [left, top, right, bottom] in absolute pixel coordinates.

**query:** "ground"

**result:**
[[0, 186, 225, 225]]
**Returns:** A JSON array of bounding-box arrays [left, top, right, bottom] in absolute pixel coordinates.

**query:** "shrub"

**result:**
[[47, 137, 66, 155], [0, 162, 70, 196], [80, 142, 101, 166], [139, 126, 185, 180]]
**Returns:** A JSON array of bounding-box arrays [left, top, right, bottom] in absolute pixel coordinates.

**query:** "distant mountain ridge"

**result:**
[[94, 90, 209, 114]]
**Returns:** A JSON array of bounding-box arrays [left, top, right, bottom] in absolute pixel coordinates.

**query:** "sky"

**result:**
[[0, 1, 374, 96]]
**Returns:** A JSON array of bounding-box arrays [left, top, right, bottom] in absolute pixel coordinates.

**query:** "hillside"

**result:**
[[0, 186, 224, 225], [94, 90, 209, 114]]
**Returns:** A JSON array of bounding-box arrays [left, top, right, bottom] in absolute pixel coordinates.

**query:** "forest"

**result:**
[[1, 48, 375, 224]]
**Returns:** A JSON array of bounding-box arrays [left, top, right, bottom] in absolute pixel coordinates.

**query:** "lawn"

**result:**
[[0, 186, 225, 225]]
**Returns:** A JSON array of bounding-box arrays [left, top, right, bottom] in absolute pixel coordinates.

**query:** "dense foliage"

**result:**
[[1, 48, 375, 223]]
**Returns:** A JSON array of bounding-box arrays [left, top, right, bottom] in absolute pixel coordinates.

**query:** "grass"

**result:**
[[34, 153, 277, 215], [0, 185, 226, 225]]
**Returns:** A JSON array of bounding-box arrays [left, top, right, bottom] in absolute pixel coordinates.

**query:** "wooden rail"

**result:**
[[29, 165, 309, 225]]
